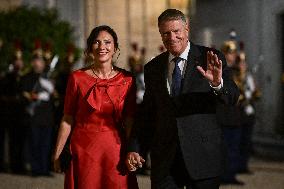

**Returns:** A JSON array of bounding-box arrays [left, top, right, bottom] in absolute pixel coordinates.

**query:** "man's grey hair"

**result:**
[[158, 9, 187, 26]]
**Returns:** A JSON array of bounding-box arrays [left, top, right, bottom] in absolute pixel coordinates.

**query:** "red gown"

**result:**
[[63, 69, 138, 189]]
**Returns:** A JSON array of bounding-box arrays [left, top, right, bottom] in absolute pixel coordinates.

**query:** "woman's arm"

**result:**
[[52, 114, 73, 172]]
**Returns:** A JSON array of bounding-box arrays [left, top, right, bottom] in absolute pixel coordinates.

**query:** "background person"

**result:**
[[234, 51, 261, 174], [20, 55, 55, 176], [218, 40, 244, 185]]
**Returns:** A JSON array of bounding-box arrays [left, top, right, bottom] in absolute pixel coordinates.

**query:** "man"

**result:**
[[128, 42, 142, 74], [20, 55, 55, 176], [234, 49, 260, 174], [3, 56, 26, 174], [217, 40, 244, 185], [126, 9, 239, 189]]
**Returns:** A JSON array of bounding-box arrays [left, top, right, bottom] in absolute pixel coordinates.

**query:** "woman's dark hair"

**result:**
[[85, 25, 119, 56]]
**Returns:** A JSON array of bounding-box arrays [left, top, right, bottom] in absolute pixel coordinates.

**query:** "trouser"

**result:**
[[221, 127, 242, 181], [9, 123, 28, 173], [30, 126, 53, 175], [152, 143, 220, 189], [239, 116, 255, 171], [0, 124, 5, 171]]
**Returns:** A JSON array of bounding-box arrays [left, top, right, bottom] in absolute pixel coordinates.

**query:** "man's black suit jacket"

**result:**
[[129, 42, 239, 183]]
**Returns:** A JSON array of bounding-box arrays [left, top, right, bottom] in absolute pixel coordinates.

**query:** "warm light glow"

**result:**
[[169, 0, 188, 8], [168, 0, 193, 16]]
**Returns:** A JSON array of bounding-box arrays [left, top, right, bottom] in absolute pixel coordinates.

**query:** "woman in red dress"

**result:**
[[53, 25, 139, 189]]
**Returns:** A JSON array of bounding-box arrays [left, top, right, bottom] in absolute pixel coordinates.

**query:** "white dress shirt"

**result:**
[[166, 41, 223, 94]]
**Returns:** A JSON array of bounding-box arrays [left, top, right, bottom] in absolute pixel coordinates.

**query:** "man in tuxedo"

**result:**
[[126, 9, 239, 189]]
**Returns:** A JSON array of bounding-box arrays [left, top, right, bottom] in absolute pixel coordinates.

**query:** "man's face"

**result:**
[[225, 51, 237, 67], [238, 61, 247, 73], [159, 19, 189, 56], [32, 58, 45, 73], [14, 59, 24, 71]]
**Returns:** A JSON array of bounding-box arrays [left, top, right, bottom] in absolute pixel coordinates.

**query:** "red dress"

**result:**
[[63, 69, 138, 189]]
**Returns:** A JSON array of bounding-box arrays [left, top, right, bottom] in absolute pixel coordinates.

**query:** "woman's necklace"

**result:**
[[91, 66, 114, 79]]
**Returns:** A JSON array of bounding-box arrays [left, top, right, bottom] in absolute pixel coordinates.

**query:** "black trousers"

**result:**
[[0, 124, 5, 171], [30, 125, 53, 175], [152, 143, 220, 189]]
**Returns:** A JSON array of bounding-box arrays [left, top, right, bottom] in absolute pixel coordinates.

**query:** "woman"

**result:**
[[53, 25, 138, 189]]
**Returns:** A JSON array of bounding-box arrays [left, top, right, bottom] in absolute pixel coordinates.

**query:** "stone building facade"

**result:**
[[0, 0, 192, 69], [3, 0, 283, 158], [83, 0, 192, 69]]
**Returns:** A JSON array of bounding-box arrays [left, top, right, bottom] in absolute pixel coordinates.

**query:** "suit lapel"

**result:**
[[156, 51, 170, 95], [181, 42, 202, 93], [155, 45, 203, 95]]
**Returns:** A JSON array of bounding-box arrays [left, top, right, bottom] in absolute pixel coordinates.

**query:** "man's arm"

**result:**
[[197, 50, 239, 105], [126, 64, 155, 171]]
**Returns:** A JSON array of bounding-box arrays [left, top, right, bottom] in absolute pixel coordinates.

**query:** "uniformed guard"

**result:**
[[128, 42, 142, 74], [218, 36, 244, 185], [52, 44, 76, 173], [20, 53, 55, 176], [221, 40, 237, 67], [0, 41, 27, 173], [235, 42, 261, 174], [43, 42, 53, 67]]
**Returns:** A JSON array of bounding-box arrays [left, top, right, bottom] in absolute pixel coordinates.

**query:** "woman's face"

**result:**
[[92, 31, 116, 64]]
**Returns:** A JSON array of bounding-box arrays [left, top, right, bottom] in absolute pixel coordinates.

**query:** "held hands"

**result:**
[[126, 152, 145, 172], [52, 154, 63, 173], [197, 51, 222, 87], [53, 158, 62, 173]]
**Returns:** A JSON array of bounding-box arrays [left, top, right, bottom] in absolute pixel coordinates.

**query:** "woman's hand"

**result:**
[[53, 157, 62, 173], [52, 154, 62, 173], [52, 114, 73, 173]]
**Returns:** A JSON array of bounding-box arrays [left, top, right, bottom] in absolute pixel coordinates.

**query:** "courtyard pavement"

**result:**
[[0, 157, 283, 189]]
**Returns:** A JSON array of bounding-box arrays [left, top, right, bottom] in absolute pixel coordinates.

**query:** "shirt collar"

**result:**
[[169, 41, 191, 61]]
